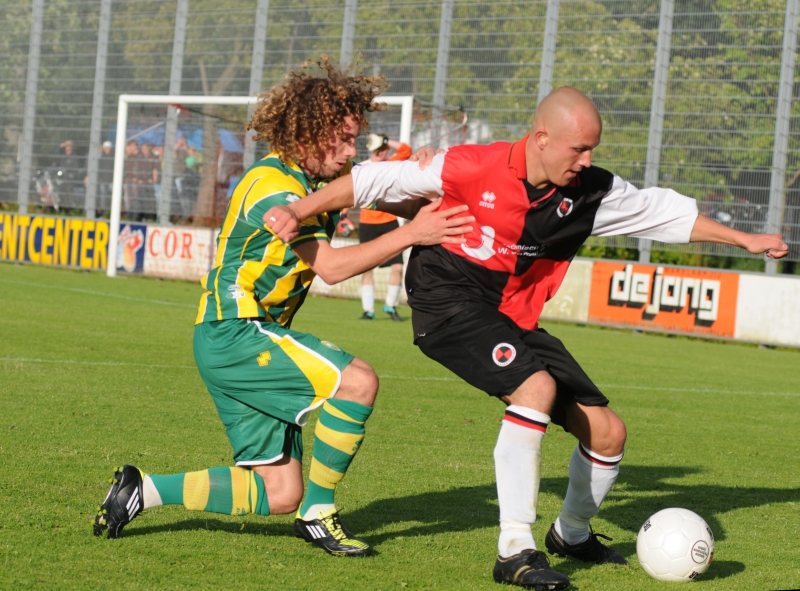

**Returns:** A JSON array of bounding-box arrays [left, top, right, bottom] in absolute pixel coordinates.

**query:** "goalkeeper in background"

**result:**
[[93, 55, 473, 557]]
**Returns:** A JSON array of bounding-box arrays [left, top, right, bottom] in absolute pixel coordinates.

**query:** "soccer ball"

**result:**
[[637, 508, 714, 582]]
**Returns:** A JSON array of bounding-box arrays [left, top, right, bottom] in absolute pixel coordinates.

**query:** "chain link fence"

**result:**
[[2, 0, 799, 269]]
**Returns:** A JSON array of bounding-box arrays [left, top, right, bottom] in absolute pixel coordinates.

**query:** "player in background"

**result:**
[[93, 55, 473, 557], [346, 133, 412, 321], [264, 87, 788, 587]]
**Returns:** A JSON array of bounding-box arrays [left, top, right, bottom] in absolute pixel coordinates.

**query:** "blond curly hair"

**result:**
[[247, 55, 389, 165]]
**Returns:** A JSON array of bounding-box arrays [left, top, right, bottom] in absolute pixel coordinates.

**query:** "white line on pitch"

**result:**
[[0, 357, 195, 369], [2, 358, 797, 397], [0, 279, 196, 308]]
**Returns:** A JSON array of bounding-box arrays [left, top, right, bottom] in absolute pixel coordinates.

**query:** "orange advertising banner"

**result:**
[[588, 262, 739, 337]]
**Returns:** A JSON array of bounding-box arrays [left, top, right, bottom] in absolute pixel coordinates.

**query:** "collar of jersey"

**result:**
[[507, 134, 530, 180]]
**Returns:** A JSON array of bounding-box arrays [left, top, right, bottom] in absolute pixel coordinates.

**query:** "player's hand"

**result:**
[[405, 199, 474, 245], [408, 146, 445, 170], [264, 205, 301, 242], [743, 233, 788, 259]]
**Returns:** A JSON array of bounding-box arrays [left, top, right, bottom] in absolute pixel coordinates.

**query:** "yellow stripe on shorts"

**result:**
[[268, 334, 340, 409]]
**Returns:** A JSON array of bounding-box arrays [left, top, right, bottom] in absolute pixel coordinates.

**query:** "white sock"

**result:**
[[385, 284, 401, 307], [360, 284, 374, 314], [554, 444, 623, 545], [142, 474, 163, 509], [494, 405, 550, 557], [301, 503, 336, 521]]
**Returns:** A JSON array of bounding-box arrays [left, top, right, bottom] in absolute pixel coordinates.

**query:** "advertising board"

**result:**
[[0, 213, 109, 271], [143, 226, 215, 281], [588, 261, 740, 338]]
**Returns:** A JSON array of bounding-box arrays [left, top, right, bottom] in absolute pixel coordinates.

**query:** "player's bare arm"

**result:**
[[264, 148, 441, 241], [689, 213, 788, 259], [292, 199, 473, 285]]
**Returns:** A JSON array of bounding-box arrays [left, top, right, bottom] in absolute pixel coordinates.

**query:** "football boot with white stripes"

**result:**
[[294, 508, 372, 556], [93, 464, 144, 539]]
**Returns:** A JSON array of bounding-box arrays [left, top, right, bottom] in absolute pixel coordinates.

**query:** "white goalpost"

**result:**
[[106, 93, 415, 278]]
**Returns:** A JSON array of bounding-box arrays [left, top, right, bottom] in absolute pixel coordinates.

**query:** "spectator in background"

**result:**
[[57, 140, 85, 209], [351, 133, 413, 321], [181, 145, 203, 219], [123, 140, 143, 219], [152, 144, 164, 213], [139, 142, 159, 220], [173, 136, 189, 218], [96, 140, 114, 217]]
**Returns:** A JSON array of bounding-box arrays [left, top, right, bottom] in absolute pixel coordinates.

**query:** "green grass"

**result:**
[[1, 262, 799, 590]]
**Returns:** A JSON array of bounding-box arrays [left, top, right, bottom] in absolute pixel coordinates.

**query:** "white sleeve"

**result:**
[[350, 153, 445, 209], [591, 174, 699, 244]]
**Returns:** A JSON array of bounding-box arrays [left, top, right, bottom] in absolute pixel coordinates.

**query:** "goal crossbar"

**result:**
[[107, 93, 414, 277]]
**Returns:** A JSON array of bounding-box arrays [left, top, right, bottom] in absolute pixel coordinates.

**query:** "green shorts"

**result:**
[[193, 318, 355, 466]]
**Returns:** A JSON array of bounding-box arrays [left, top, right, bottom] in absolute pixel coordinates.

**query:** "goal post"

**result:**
[[106, 93, 415, 278]]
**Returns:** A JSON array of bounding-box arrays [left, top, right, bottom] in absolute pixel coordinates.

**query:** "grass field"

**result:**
[[1, 261, 799, 591]]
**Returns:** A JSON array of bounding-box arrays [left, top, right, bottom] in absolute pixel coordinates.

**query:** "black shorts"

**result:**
[[414, 305, 609, 428], [359, 220, 403, 267]]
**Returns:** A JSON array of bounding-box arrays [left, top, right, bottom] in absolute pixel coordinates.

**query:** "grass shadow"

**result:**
[[119, 464, 800, 566]]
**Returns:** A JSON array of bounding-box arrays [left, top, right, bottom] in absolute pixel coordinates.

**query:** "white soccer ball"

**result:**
[[636, 508, 714, 582]]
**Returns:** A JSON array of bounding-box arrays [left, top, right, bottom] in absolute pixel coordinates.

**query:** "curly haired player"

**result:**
[[93, 55, 473, 556]]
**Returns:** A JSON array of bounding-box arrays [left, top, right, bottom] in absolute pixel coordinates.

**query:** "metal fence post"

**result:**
[[158, 0, 189, 225], [537, 0, 560, 103], [243, 0, 269, 169], [84, 0, 113, 220], [640, 0, 675, 263], [766, 0, 799, 274], [341, 0, 357, 68], [433, 0, 454, 148], [16, 0, 45, 212]]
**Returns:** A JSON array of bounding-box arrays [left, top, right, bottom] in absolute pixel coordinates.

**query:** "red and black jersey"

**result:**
[[405, 137, 614, 338]]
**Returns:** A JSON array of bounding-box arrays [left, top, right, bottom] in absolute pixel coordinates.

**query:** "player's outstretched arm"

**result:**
[[265, 175, 354, 242], [264, 148, 440, 242], [689, 214, 788, 259], [292, 200, 473, 285]]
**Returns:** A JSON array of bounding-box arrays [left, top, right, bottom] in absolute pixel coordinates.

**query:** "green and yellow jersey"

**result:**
[[195, 153, 351, 327]]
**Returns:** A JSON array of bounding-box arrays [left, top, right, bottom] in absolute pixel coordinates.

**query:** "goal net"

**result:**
[[106, 94, 415, 305]]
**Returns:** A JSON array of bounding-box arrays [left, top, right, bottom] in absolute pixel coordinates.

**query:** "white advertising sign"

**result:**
[[143, 226, 216, 282]]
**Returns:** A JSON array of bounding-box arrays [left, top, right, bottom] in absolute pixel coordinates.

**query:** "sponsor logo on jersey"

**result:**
[[285, 194, 301, 203], [479, 191, 497, 209], [461, 225, 496, 260], [256, 351, 271, 366], [492, 342, 516, 367], [321, 340, 341, 351], [556, 197, 574, 218]]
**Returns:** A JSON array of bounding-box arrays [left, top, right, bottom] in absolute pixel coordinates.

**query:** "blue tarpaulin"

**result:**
[[107, 125, 244, 153]]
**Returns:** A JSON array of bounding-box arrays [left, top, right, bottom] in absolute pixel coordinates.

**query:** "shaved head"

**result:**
[[531, 87, 601, 134], [525, 87, 603, 188]]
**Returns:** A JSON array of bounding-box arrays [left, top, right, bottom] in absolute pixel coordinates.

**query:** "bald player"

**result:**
[[264, 87, 787, 589]]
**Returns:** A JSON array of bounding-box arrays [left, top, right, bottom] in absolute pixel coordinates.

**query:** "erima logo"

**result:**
[[492, 343, 516, 367], [461, 226, 496, 260], [479, 191, 496, 209], [556, 197, 574, 217]]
